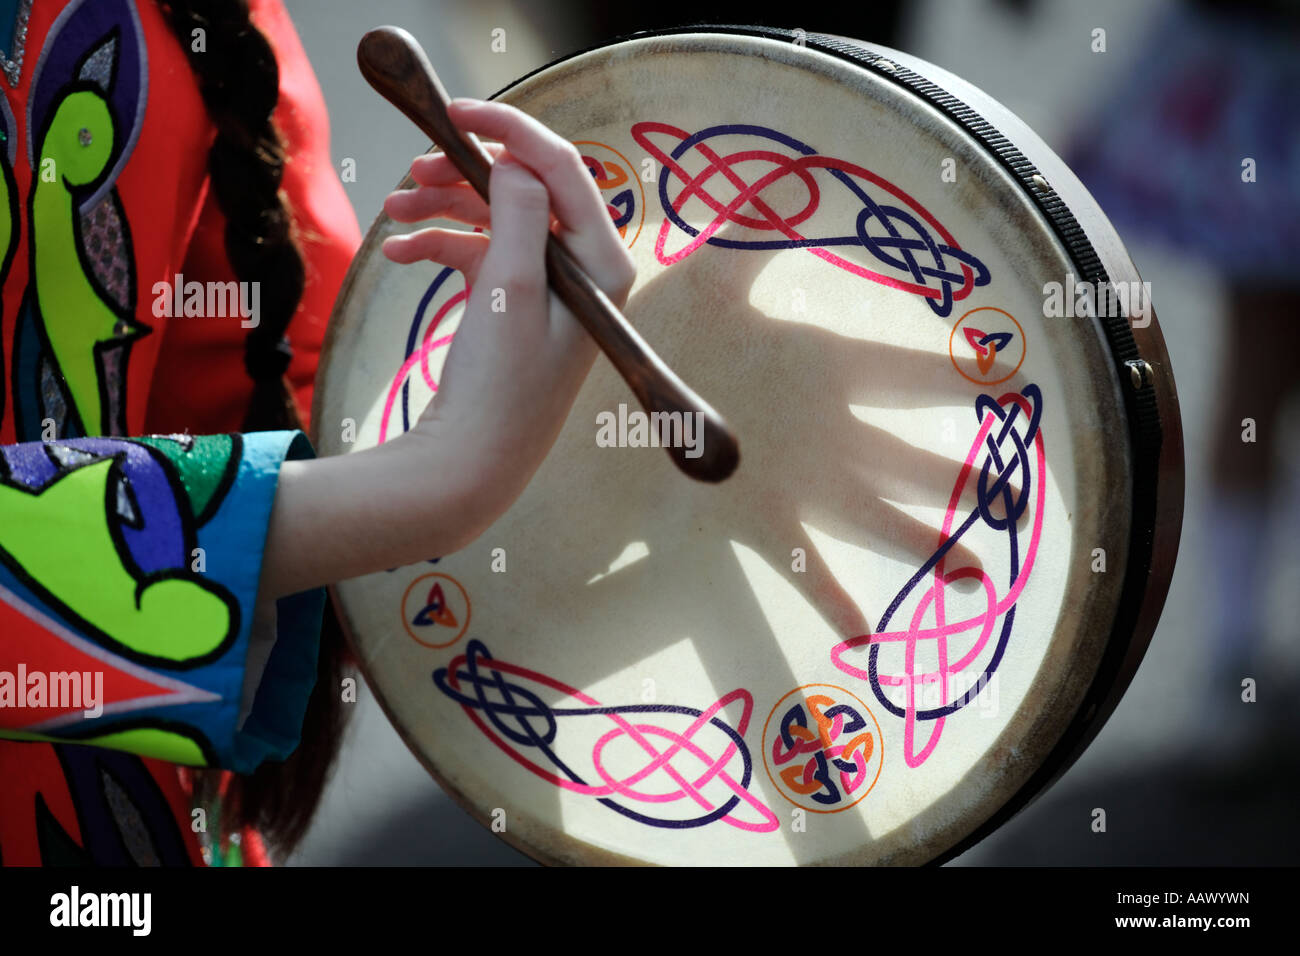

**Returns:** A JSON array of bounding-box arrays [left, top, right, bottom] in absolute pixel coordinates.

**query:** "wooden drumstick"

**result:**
[[357, 26, 740, 483]]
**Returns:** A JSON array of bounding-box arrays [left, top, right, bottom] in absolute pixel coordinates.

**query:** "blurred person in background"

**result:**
[[1066, 0, 1300, 731]]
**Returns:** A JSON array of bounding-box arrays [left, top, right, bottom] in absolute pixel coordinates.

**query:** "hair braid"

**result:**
[[160, 0, 349, 857], [164, 0, 303, 430]]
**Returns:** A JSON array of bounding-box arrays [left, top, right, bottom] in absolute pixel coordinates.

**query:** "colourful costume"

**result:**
[[0, 0, 361, 865]]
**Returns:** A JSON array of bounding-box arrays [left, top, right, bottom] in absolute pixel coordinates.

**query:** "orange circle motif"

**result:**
[[762, 683, 884, 813], [573, 139, 645, 249], [948, 306, 1026, 386], [400, 573, 471, 649]]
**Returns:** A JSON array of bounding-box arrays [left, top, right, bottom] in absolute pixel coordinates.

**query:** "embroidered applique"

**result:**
[[9, 0, 149, 440], [0, 0, 33, 89]]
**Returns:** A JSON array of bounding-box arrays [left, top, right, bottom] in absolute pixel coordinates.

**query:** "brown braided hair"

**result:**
[[159, 0, 350, 858]]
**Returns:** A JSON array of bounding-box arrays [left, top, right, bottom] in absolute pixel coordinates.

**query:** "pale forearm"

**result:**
[[257, 426, 494, 599]]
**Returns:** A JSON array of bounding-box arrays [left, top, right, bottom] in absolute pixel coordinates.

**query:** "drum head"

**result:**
[[315, 27, 1182, 865]]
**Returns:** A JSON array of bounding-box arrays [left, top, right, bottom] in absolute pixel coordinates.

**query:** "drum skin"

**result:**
[[314, 27, 1183, 866]]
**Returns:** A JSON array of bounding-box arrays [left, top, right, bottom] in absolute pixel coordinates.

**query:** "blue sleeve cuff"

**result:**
[[220, 431, 325, 773]]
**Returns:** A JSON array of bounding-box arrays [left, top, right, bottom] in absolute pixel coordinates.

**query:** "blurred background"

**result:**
[[282, 0, 1300, 865]]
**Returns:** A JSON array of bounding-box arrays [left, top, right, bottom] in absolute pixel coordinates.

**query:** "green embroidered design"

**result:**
[[31, 89, 145, 436], [5, 726, 209, 766], [0, 458, 230, 662]]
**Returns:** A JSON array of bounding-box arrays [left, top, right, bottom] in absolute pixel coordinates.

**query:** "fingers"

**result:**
[[382, 228, 489, 283], [410, 143, 505, 186], [385, 99, 637, 310], [446, 100, 607, 234], [474, 155, 551, 308], [384, 182, 490, 227]]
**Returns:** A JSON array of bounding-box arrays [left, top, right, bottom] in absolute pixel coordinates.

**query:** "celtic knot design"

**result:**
[[632, 121, 990, 317]]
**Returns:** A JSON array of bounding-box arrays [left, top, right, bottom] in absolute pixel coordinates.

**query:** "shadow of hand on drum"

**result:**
[[520, 242, 1016, 859], [574, 241, 990, 630]]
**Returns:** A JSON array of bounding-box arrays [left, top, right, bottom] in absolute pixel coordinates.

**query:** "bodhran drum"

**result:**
[[314, 27, 1183, 866]]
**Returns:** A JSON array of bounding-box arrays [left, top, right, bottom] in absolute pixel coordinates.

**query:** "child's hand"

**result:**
[[380, 99, 636, 541], [260, 100, 635, 599]]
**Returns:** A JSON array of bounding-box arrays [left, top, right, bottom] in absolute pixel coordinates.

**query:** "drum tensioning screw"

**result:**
[[1125, 359, 1154, 390]]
